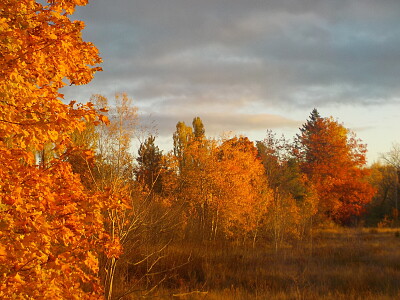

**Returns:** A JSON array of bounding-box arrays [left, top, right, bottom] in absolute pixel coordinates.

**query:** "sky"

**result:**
[[62, 0, 400, 164]]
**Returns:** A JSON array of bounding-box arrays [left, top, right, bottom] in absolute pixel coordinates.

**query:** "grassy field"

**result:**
[[116, 228, 400, 299]]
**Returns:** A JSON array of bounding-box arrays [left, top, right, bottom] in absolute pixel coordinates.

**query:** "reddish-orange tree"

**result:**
[[0, 1, 120, 298], [294, 109, 375, 224]]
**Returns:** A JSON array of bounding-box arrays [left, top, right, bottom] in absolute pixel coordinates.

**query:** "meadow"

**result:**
[[115, 228, 400, 300]]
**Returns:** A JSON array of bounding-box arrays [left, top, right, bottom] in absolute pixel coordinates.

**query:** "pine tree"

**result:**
[[137, 135, 163, 194]]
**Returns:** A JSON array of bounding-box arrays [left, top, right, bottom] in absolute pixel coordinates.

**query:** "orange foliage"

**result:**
[[0, 1, 119, 298], [217, 137, 270, 238], [0, 156, 110, 298], [295, 110, 375, 224], [172, 130, 271, 241]]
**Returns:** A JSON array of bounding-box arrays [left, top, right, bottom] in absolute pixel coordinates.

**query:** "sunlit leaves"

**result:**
[[0, 0, 103, 153], [295, 109, 375, 224], [171, 119, 271, 241], [0, 1, 120, 298]]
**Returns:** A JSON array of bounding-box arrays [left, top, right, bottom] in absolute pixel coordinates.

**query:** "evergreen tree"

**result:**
[[137, 135, 163, 194]]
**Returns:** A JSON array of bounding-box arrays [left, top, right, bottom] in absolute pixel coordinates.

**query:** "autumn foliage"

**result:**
[[0, 1, 121, 299], [294, 109, 375, 224], [0, 1, 381, 299]]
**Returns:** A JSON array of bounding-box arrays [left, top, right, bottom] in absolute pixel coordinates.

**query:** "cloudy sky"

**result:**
[[63, 0, 400, 163]]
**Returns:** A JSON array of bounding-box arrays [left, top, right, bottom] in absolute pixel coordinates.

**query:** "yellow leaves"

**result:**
[[172, 132, 269, 239], [48, 33, 57, 40], [84, 251, 98, 273], [9, 71, 22, 83], [12, 273, 25, 285], [0, 18, 9, 30], [48, 130, 59, 142]]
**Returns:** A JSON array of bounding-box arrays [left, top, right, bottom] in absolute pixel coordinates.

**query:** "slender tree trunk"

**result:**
[[104, 257, 117, 300], [252, 218, 259, 249]]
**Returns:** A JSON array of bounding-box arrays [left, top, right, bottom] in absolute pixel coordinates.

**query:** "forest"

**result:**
[[1, 1, 399, 299]]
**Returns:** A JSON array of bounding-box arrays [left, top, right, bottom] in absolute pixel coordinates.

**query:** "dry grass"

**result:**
[[115, 228, 400, 299]]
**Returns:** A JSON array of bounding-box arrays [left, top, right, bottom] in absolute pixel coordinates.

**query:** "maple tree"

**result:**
[[0, 1, 121, 298], [294, 109, 375, 224]]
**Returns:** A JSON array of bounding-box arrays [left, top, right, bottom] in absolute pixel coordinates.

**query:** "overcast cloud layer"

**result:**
[[63, 0, 400, 161]]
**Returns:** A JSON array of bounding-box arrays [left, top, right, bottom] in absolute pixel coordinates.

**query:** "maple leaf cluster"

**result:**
[[0, 1, 120, 298]]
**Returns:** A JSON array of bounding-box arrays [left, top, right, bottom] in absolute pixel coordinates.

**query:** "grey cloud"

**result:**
[[65, 1, 400, 118], [60, 1, 400, 161], [71, 0, 400, 110], [139, 112, 301, 137]]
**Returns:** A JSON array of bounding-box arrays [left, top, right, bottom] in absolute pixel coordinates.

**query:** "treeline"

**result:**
[[76, 97, 398, 244], [61, 93, 399, 297]]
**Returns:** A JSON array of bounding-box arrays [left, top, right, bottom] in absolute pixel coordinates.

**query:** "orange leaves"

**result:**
[[48, 32, 58, 40], [48, 130, 59, 142], [295, 109, 375, 224], [84, 252, 99, 273], [171, 124, 270, 240], [0, 244, 7, 263], [98, 114, 110, 125], [0, 1, 121, 298], [11, 274, 25, 285], [0, 0, 102, 154], [0, 158, 112, 298], [216, 137, 270, 237], [104, 240, 123, 259]]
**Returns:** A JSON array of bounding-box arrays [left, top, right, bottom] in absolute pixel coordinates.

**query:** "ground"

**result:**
[[115, 228, 400, 299]]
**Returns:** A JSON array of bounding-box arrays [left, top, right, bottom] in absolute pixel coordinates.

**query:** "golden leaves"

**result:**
[[0, 0, 103, 153], [12, 273, 25, 285], [104, 240, 123, 259], [84, 251, 98, 273], [0, 1, 120, 298], [171, 130, 270, 240], [48, 130, 59, 142]]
